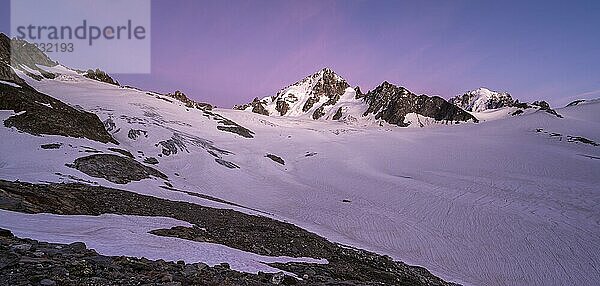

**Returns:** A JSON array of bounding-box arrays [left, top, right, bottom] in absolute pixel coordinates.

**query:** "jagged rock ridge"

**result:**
[[363, 81, 478, 127]]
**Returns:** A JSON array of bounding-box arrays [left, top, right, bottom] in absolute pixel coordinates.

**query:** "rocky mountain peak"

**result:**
[[239, 68, 352, 118], [281, 67, 349, 95]]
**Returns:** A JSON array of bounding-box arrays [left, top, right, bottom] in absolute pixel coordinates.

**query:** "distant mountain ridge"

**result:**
[[235, 68, 479, 127], [235, 68, 567, 126]]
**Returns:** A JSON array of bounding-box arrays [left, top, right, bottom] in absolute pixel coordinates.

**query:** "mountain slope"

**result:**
[[1, 34, 599, 286]]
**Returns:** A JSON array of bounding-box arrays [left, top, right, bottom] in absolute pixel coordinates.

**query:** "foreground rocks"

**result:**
[[0, 180, 456, 286], [0, 228, 297, 286]]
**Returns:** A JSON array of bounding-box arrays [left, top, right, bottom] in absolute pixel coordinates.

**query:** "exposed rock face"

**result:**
[[354, 86, 364, 99], [312, 105, 325, 120], [252, 100, 270, 115], [363, 81, 478, 126], [449, 87, 515, 112], [83, 68, 119, 85], [165, 90, 213, 110], [67, 154, 168, 184], [275, 99, 289, 116], [332, 107, 343, 120]]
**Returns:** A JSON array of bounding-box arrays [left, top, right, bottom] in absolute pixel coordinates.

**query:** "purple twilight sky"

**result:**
[[1, 0, 599, 107]]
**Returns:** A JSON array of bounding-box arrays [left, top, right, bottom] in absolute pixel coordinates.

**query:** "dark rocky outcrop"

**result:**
[[216, 125, 254, 138], [302, 96, 319, 112], [332, 107, 343, 120], [204, 110, 255, 138], [265, 154, 285, 165], [67, 154, 167, 184], [363, 81, 478, 126], [275, 99, 289, 116], [566, 99, 586, 107], [234, 97, 270, 115], [127, 129, 147, 140], [509, 100, 563, 118], [143, 157, 159, 165], [0, 82, 118, 144], [354, 86, 364, 99], [312, 105, 325, 120], [214, 158, 240, 169], [40, 143, 62, 149], [0, 34, 117, 144], [0, 180, 456, 286], [83, 68, 119, 85], [251, 100, 270, 115], [165, 90, 213, 110], [534, 128, 598, 146], [531, 100, 563, 118]]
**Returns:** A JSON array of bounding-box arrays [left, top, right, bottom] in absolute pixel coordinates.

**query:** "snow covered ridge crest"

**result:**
[[449, 87, 515, 112]]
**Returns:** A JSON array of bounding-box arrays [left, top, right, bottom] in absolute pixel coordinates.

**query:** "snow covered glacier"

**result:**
[[0, 37, 599, 285]]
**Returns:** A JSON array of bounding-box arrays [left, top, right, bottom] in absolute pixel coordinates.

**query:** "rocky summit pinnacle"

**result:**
[[234, 67, 352, 119]]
